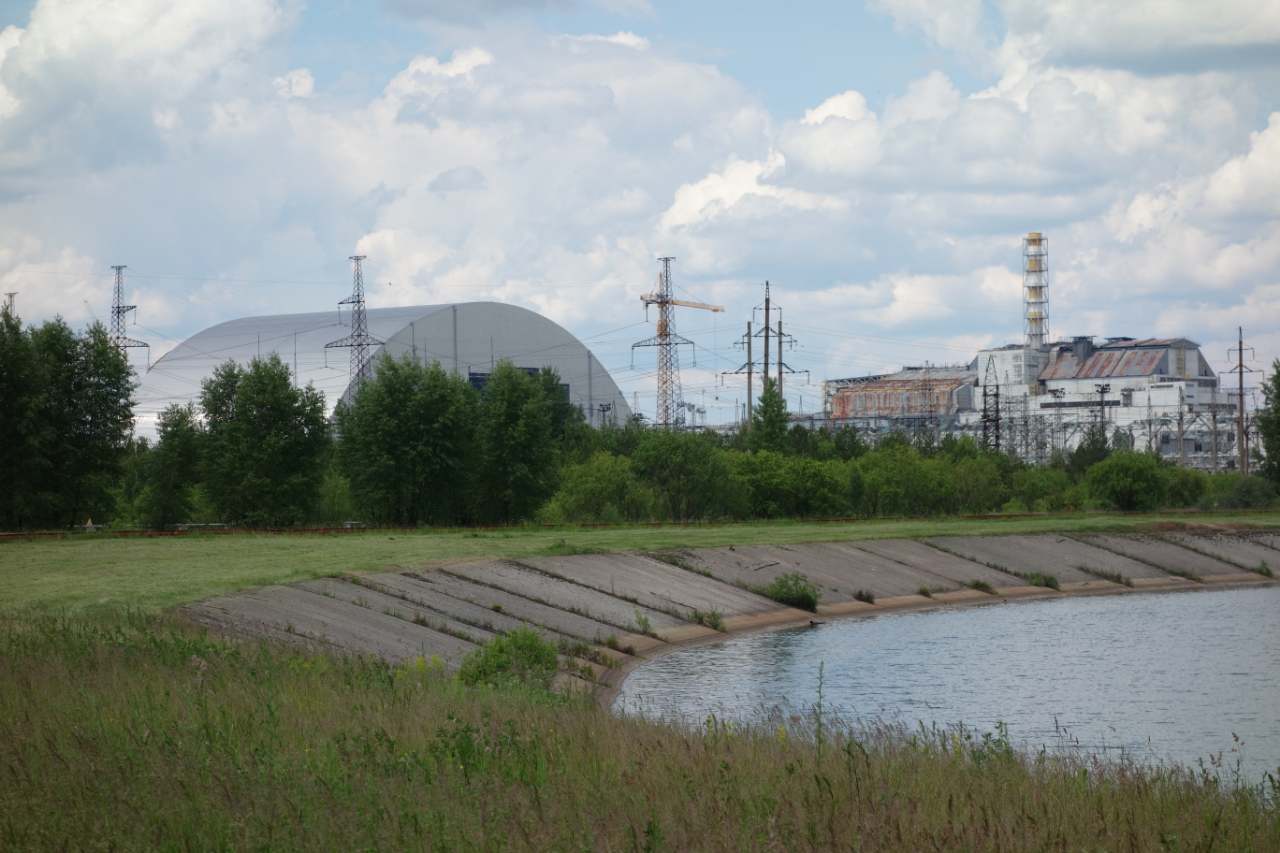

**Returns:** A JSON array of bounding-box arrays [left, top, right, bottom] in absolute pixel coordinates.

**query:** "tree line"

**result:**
[[3, 306, 1280, 531]]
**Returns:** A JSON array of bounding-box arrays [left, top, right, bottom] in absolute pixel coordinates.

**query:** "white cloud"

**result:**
[[660, 152, 846, 231], [869, 0, 990, 61], [273, 68, 314, 99], [1204, 113, 1280, 217], [997, 0, 1280, 68]]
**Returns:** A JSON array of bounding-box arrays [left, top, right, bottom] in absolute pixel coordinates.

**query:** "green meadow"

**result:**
[[3, 511, 1279, 611]]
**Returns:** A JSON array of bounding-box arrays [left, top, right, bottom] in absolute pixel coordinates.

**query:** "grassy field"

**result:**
[[1, 608, 1274, 852], [2, 511, 1279, 612]]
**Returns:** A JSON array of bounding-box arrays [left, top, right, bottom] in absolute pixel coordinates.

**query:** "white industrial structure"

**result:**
[[134, 303, 631, 438], [823, 233, 1243, 472]]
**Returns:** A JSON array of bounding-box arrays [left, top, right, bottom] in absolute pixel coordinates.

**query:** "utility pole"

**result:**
[[632, 257, 724, 429], [1177, 388, 1186, 466], [107, 265, 149, 357], [762, 284, 771, 386], [3, 292, 14, 313], [1095, 383, 1111, 433], [1211, 407, 1219, 474], [326, 255, 383, 392], [1228, 327, 1256, 474]]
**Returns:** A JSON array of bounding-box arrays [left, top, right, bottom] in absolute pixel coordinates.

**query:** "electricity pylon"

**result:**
[[326, 255, 383, 391], [632, 257, 723, 429], [108, 265, 149, 356]]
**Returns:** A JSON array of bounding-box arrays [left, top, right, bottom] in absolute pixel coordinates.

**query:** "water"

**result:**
[[616, 585, 1280, 781]]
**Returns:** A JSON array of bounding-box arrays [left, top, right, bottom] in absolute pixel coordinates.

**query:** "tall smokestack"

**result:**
[[1023, 232, 1049, 350]]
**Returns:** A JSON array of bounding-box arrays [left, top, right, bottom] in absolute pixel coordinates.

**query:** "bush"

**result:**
[[750, 572, 822, 612], [456, 627, 560, 689], [1219, 475, 1276, 510], [1011, 466, 1072, 511], [537, 452, 660, 524], [1082, 451, 1167, 512], [1165, 466, 1208, 508], [632, 431, 747, 521]]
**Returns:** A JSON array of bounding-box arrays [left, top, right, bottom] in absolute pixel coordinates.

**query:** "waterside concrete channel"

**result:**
[[182, 531, 1280, 708]]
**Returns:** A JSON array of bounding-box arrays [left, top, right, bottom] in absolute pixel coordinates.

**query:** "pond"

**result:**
[[615, 585, 1280, 781]]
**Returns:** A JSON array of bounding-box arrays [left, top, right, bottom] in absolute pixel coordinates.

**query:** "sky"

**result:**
[[1, 0, 1278, 423]]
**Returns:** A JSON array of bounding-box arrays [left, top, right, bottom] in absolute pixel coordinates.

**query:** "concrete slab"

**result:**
[[852, 539, 1016, 588], [395, 569, 630, 643], [296, 579, 498, 646], [922, 535, 1103, 584], [1080, 535, 1242, 577], [519, 552, 775, 619], [1163, 534, 1279, 575], [673, 542, 962, 601], [184, 586, 478, 664], [1243, 533, 1280, 553], [455, 559, 689, 632], [359, 572, 595, 645]]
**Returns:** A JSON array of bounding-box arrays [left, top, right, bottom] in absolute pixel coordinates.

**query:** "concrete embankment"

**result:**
[[180, 530, 1278, 706]]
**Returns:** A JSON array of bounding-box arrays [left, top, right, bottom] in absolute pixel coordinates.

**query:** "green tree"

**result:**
[[538, 367, 584, 444], [476, 360, 555, 523], [110, 436, 150, 527], [951, 454, 1006, 513], [335, 356, 479, 526], [0, 307, 47, 528], [1067, 426, 1110, 481], [857, 445, 955, 516], [137, 404, 202, 529], [200, 354, 328, 527], [632, 430, 745, 520], [730, 450, 791, 518], [1083, 451, 1167, 511], [749, 378, 789, 454], [27, 319, 134, 527], [1254, 360, 1280, 487], [787, 457, 851, 518], [831, 425, 869, 461]]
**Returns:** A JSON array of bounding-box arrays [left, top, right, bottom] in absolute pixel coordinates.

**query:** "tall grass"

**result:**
[[1, 609, 1276, 851]]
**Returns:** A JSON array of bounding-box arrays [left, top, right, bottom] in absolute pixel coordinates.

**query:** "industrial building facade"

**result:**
[[822, 234, 1244, 472]]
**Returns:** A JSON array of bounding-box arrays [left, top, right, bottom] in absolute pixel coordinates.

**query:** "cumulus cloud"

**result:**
[[2, 0, 1280, 405], [997, 0, 1280, 70]]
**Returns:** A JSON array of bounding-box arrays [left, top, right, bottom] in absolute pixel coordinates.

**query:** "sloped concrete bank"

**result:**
[[179, 530, 1278, 708]]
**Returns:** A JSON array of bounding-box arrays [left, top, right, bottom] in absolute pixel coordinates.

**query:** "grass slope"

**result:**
[[2, 609, 1274, 852], [1, 512, 1277, 612]]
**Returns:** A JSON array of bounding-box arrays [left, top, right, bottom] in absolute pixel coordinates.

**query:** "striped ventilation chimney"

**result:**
[[1023, 232, 1049, 350]]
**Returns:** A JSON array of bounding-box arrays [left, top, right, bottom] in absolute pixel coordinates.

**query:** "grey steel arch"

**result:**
[[133, 302, 631, 438]]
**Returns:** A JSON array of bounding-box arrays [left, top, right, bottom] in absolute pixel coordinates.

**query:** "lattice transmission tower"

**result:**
[[108, 265, 149, 356], [632, 257, 723, 428], [981, 355, 1000, 452], [326, 255, 382, 391]]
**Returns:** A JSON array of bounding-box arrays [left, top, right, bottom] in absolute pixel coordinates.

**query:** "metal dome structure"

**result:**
[[134, 302, 631, 437]]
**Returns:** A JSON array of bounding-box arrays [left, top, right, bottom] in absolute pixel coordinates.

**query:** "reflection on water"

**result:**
[[616, 585, 1280, 780]]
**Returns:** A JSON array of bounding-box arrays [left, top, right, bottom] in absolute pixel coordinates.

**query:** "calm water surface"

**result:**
[[615, 586, 1280, 780]]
